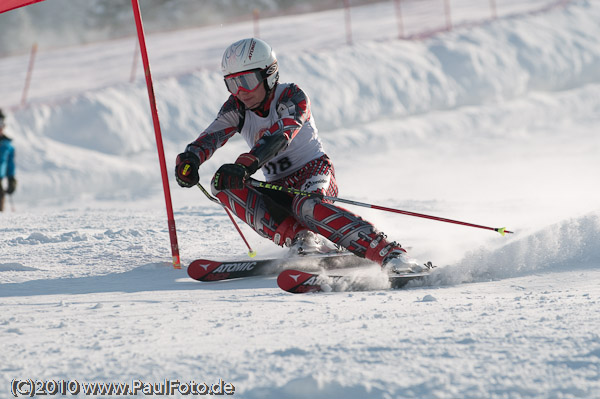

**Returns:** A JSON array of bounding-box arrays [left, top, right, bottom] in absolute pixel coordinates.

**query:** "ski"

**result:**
[[277, 268, 432, 294], [187, 251, 359, 282]]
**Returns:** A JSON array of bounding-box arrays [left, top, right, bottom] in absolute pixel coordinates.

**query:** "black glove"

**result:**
[[213, 164, 250, 190], [6, 177, 16, 194], [175, 152, 200, 188], [213, 153, 259, 191]]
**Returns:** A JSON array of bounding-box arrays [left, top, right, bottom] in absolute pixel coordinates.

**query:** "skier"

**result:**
[[175, 38, 419, 272], [0, 109, 17, 212]]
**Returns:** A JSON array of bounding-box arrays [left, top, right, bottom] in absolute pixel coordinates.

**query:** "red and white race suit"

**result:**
[[184, 83, 402, 265]]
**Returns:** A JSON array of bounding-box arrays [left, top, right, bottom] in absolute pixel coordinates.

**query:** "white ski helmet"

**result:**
[[221, 38, 279, 94]]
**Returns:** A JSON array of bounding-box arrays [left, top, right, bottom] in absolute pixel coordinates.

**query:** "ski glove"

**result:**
[[213, 153, 259, 191], [6, 177, 16, 194], [175, 152, 200, 188]]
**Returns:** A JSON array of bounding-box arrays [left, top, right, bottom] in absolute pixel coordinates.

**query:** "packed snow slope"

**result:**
[[1, 1, 600, 398]]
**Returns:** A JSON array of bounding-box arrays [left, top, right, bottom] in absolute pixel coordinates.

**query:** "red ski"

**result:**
[[187, 252, 358, 282], [277, 268, 432, 293]]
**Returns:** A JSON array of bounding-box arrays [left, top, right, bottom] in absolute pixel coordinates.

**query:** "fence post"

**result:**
[[489, 0, 498, 19], [343, 0, 353, 45], [394, 0, 404, 39], [444, 0, 452, 31], [130, 40, 139, 83], [20, 43, 38, 108], [253, 9, 260, 38]]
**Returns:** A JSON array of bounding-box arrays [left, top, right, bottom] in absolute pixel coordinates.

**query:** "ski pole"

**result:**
[[196, 182, 257, 257], [248, 179, 513, 236]]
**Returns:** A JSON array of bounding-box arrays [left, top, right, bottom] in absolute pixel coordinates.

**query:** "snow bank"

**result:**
[[4, 1, 599, 206], [429, 211, 600, 285]]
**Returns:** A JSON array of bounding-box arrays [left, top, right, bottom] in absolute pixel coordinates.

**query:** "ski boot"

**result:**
[[288, 230, 343, 256], [383, 248, 435, 274]]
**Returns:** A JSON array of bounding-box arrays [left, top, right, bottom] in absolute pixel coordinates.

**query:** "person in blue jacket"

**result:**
[[0, 109, 17, 212]]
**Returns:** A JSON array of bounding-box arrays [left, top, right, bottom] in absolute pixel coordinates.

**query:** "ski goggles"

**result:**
[[224, 69, 265, 96]]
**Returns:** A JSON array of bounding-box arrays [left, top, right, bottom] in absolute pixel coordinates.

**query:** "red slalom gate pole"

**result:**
[[131, 0, 181, 269], [249, 179, 513, 236]]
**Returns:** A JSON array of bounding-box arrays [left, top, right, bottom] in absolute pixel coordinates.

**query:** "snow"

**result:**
[[1, 0, 600, 398]]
